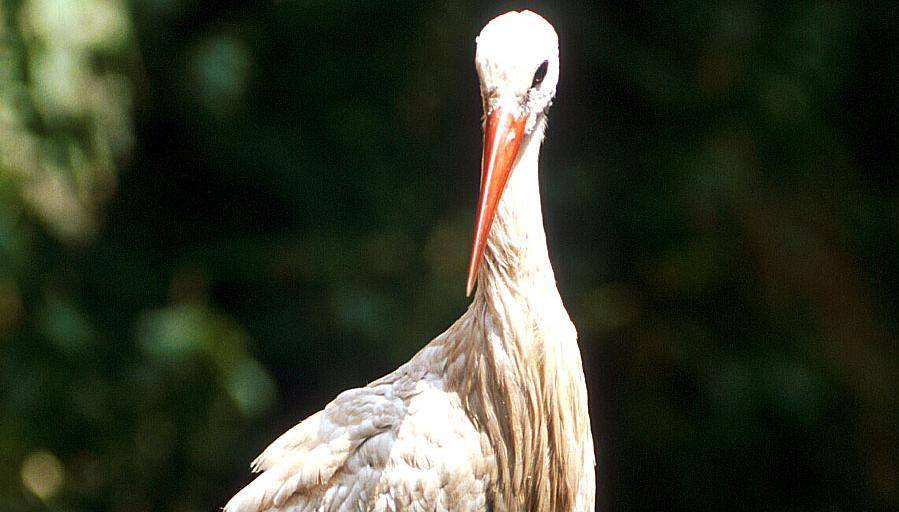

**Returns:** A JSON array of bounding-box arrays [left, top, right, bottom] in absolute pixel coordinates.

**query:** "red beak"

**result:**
[[466, 107, 527, 296]]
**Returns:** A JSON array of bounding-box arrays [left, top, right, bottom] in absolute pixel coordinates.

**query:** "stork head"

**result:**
[[475, 10, 560, 132], [466, 11, 560, 296]]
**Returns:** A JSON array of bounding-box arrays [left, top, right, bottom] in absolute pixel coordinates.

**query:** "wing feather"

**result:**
[[224, 383, 408, 512]]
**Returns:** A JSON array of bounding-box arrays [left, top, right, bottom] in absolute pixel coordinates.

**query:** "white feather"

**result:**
[[224, 10, 594, 512]]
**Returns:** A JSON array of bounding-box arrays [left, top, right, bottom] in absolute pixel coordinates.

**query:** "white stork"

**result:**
[[224, 10, 595, 511]]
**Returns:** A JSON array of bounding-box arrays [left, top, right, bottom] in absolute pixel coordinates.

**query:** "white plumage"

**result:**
[[225, 11, 595, 512]]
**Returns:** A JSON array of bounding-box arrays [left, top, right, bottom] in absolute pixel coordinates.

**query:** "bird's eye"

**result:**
[[531, 60, 549, 88]]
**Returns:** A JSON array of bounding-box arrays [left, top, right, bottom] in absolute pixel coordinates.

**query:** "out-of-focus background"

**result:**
[[0, 0, 896, 510]]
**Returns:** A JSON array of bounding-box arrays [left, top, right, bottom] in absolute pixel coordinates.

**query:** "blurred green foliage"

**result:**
[[0, 1, 897, 511]]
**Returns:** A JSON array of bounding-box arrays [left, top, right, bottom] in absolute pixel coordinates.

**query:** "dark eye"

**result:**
[[531, 60, 549, 88]]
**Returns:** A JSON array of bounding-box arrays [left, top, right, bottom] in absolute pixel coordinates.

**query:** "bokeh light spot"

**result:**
[[226, 358, 277, 418], [21, 450, 64, 501], [188, 34, 252, 118], [137, 307, 205, 361]]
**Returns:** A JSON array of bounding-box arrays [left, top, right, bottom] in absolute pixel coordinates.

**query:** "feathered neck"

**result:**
[[475, 117, 561, 307], [444, 117, 592, 511]]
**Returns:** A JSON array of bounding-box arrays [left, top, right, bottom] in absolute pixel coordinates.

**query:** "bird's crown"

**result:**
[[475, 10, 560, 103]]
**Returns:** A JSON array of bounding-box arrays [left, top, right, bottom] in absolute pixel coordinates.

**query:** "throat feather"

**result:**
[[445, 124, 590, 510]]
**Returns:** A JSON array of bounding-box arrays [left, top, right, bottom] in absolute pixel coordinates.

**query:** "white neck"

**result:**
[[474, 117, 563, 311], [441, 116, 591, 511]]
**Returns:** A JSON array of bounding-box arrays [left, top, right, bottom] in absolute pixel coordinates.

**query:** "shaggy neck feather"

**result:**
[[445, 117, 590, 511]]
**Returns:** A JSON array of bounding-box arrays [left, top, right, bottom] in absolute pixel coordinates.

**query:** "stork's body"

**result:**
[[225, 11, 595, 512]]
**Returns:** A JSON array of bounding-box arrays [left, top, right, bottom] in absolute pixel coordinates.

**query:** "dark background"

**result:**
[[1, 1, 897, 511]]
